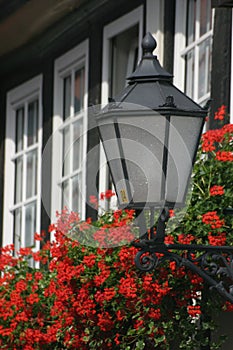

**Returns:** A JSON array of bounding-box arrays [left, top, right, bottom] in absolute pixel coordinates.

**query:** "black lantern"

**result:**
[[97, 33, 206, 210], [96, 33, 233, 303]]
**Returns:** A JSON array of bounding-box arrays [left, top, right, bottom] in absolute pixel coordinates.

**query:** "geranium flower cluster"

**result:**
[[209, 185, 224, 196], [214, 105, 227, 121], [202, 211, 225, 229], [201, 210, 227, 246], [208, 232, 226, 246], [201, 123, 233, 153], [215, 151, 233, 162]]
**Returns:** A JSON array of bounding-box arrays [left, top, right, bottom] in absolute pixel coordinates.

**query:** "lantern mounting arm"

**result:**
[[132, 208, 233, 303]]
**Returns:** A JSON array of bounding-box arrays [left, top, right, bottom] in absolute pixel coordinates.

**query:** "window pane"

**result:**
[[187, 0, 196, 45], [62, 180, 69, 209], [72, 175, 81, 212], [25, 202, 36, 247], [200, 0, 212, 37], [74, 68, 85, 114], [63, 126, 70, 177], [198, 38, 211, 99], [185, 49, 195, 98], [73, 120, 83, 171], [111, 25, 138, 96], [14, 208, 22, 251], [26, 151, 37, 199], [16, 107, 24, 152], [27, 100, 38, 147], [63, 75, 71, 120], [15, 157, 23, 204]]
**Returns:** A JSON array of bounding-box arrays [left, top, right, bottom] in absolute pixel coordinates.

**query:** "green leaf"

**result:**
[[135, 340, 145, 349]]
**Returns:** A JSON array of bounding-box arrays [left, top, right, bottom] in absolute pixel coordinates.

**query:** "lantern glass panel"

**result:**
[[165, 115, 204, 204], [98, 120, 133, 206], [116, 113, 166, 206]]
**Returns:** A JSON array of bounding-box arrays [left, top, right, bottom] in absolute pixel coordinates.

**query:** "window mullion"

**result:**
[[23, 101, 28, 201], [70, 70, 75, 118], [58, 111, 84, 132], [193, 1, 200, 102], [198, 92, 210, 105], [196, 0, 201, 40], [181, 30, 212, 56], [12, 143, 38, 161], [69, 69, 75, 209], [204, 43, 210, 99], [68, 177, 72, 210], [59, 167, 81, 184], [36, 102, 42, 238], [21, 101, 28, 247], [21, 185, 26, 248], [69, 123, 74, 209], [194, 45, 199, 102], [81, 68, 85, 110], [11, 195, 38, 212]]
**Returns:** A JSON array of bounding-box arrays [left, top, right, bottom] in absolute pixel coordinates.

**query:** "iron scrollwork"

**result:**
[[132, 208, 233, 303]]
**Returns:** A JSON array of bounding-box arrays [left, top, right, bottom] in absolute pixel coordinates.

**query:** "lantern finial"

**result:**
[[127, 32, 172, 81], [142, 32, 157, 57]]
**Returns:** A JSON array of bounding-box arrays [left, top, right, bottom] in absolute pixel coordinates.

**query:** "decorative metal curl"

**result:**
[[134, 248, 182, 272], [134, 251, 158, 271], [132, 207, 233, 303]]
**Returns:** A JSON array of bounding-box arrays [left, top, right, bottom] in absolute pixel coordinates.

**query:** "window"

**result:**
[[99, 7, 143, 203], [52, 40, 88, 222], [3, 76, 43, 251], [174, 0, 213, 105]]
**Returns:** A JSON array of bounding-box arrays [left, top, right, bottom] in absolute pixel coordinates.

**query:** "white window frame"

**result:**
[[52, 40, 89, 223], [146, 0, 164, 63], [174, 0, 214, 105], [99, 7, 143, 202], [3, 75, 43, 251]]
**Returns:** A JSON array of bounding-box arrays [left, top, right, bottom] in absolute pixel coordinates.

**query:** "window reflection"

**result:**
[[16, 107, 24, 152], [28, 100, 38, 147], [74, 68, 85, 114], [25, 202, 36, 247], [26, 151, 37, 199], [198, 38, 211, 99], [63, 75, 71, 120]]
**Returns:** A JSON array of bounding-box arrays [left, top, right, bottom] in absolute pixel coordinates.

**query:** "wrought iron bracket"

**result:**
[[132, 208, 233, 303]]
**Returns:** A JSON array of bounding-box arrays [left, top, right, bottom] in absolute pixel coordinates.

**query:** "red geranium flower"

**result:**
[[209, 185, 224, 196]]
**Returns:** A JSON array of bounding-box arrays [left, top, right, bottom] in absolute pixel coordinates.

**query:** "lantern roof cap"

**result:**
[[127, 32, 173, 82]]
